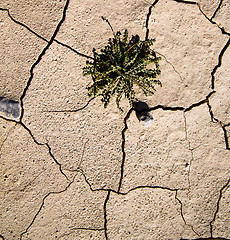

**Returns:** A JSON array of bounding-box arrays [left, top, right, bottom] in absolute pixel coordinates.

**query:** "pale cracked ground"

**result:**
[[0, 0, 230, 239]]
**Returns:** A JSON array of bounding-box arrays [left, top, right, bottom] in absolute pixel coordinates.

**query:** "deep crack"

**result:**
[[70, 227, 104, 231], [149, 105, 185, 112], [181, 237, 230, 240], [207, 100, 230, 150], [117, 108, 133, 193], [121, 185, 177, 195], [19, 0, 70, 122], [210, 38, 230, 89], [0, 7, 94, 60], [184, 91, 215, 112], [172, 0, 196, 5], [145, 0, 159, 41], [210, 0, 223, 21], [104, 190, 111, 240], [46, 143, 70, 181], [210, 178, 230, 238], [0, 8, 47, 42], [222, 125, 230, 150], [20, 122, 69, 181], [54, 39, 95, 60], [197, 3, 230, 36]]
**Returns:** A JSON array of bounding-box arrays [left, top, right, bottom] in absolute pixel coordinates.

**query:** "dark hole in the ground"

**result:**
[[133, 101, 153, 125]]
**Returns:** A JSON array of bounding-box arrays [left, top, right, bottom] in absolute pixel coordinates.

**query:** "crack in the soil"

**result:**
[[19, 176, 76, 240], [0, 7, 94, 61], [104, 190, 111, 240], [210, 0, 223, 21], [60, 168, 203, 239], [206, 100, 230, 150], [210, 38, 230, 89], [156, 51, 184, 83], [197, 3, 230, 36], [57, 227, 105, 240], [117, 108, 133, 193], [70, 227, 104, 231], [46, 142, 70, 181], [176, 190, 200, 237], [209, 178, 230, 238], [72, 167, 180, 195], [77, 139, 89, 169], [72, 168, 108, 192], [134, 91, 215, 116], [184, 91, 215, 112], [43, 97, 96, 113], [222, 124, 230, 150], [145, 0, 159, 41], [54, 39, 95, 60], [149, 104, 185, 112], [19, 122, 70, 181], [120, 185, 178, 195], [19, 0, 70, 122], [0, 8, 47, 42], [172, 0, 197, 5], [0, 116, 70, 182]]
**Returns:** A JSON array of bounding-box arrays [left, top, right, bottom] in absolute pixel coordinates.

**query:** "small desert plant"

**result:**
[[83, 22, 161, 110]]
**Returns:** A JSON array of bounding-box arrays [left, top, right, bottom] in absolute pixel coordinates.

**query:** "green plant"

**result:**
[[83, 27, 161, 110]]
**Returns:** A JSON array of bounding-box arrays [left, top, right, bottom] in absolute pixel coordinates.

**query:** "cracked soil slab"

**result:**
[[120, 109, 190, 192], [22, 42, 126, 190], [21, 171, 107, 239], [178, 104, 230, 237], [142, 0, 229, 108], [0, 119, 69, 239], [107, 188, 185, 239], [1, 0, 230, 239]]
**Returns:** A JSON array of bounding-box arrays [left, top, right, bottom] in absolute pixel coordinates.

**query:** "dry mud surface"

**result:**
[[0, 0, 230, 239]]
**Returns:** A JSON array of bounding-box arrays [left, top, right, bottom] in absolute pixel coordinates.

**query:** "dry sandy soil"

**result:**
[[0, 0, 230, 239]]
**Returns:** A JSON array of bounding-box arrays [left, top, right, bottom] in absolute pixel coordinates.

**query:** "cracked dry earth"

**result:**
[[0, 0, 230, 239]]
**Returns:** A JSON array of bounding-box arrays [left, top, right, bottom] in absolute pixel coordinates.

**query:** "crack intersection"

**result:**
[[19, 175, 76, 240], [207, 100, 230, 150], [19, 0, 71, 122], [0, 7, 94, 62], [210, 0, 223, 21], [20, 121, 70, 181], [197, 3, 230, 36]]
